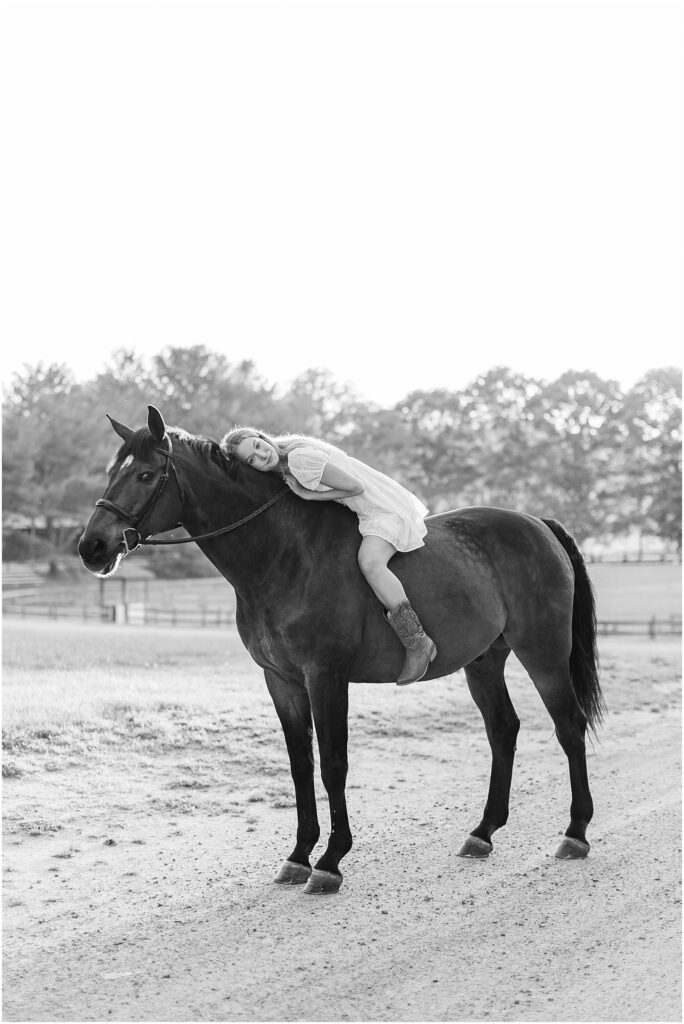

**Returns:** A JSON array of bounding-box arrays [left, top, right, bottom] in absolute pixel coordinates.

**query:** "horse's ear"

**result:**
[[106, 414, 134, 443], [148, 405, 166, 442]]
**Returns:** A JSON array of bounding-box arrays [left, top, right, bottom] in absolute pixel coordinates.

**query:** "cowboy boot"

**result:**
[[386, 600, 437, 685]]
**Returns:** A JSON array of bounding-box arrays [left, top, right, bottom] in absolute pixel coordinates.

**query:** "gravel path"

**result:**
[[3, 628, 681, 1022]]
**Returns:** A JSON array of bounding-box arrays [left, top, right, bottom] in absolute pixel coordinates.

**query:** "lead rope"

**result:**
[[139, 486, 290, 546]]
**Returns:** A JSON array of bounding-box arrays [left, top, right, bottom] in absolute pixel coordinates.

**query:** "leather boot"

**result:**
[[386, 600, 437, 685]]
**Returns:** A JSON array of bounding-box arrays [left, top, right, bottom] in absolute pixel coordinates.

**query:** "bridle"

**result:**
[[95, 434, 289, 554]]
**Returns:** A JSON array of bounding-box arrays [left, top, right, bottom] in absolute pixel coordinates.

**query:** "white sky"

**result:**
[[1, 0, 681, 408]]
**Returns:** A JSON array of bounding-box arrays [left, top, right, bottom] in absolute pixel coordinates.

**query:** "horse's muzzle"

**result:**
[[78, 528, 125, 576]]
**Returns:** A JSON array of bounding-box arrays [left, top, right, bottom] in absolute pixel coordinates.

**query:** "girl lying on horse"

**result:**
[[223, 427, 437, 684]]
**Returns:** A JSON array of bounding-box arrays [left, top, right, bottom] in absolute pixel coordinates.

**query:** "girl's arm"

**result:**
[[285, 462, 364, 502]]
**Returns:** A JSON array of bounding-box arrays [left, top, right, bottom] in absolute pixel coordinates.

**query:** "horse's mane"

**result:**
[[168, 427, 230, 472], [108, 426, 235, 476]]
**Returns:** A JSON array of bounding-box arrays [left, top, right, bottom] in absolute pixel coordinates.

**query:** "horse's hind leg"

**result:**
[[513, 646, 593, 858], [459, 639, 520, 859]]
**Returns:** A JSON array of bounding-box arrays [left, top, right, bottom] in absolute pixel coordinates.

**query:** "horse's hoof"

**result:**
[[274, 860, 312, 885], [457, 835, 493, 858], [555, 836, 590, 859], [303, 868, 343, 895]]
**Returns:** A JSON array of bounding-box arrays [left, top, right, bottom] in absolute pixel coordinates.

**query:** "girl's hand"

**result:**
[[284, 476, 313, 499]]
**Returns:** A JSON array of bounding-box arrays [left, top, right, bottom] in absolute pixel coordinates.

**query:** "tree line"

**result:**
[[2, 346, 681, 564]]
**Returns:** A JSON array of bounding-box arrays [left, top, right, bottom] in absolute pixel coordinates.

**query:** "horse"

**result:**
[[78, 405, 605, 895]]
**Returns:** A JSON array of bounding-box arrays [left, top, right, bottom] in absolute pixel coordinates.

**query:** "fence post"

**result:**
[[648, 616, 657, 639]]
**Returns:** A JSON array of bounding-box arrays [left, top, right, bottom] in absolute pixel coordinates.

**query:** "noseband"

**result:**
[[95, 436, 180, 553], [95, 435, 289, 553]]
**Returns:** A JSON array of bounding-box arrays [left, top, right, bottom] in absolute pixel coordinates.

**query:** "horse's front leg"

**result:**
[[304, 672, 352, 895], [264, 669, 321, 885]]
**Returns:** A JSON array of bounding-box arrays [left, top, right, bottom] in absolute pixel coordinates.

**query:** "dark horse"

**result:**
[[79, 406, 605, 895]]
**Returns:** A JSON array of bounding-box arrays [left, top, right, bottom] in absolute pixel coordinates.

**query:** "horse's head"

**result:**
[[79, 405, 183, 577]]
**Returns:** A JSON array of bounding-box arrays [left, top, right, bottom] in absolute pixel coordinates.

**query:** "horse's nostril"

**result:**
[[78, 534, 107, 564]]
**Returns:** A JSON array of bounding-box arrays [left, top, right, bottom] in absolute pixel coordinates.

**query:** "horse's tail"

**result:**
[[542, 518, 606, 735]]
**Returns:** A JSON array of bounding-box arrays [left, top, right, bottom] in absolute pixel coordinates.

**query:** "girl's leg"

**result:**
[[358, 535, 437, 685], [357, 536, 406, 610]]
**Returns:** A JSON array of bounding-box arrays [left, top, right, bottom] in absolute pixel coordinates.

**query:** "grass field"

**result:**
[[2, 622, 253, 762], [3, 586, 680, 784], [2, 615, 680, 809], [587, 562, 681, 619]]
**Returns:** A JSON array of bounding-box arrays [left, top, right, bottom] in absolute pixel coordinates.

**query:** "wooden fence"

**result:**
[[3, 598, 681, 638], [596, 617, 681, 638], [2, 600, 234, 628]]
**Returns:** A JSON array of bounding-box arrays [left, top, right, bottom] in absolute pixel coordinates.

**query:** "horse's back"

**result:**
[[425, 504, 564, 546], [348, 505, 576, 682], [241, 499, 575, 684], [422, 505, 573, 584]]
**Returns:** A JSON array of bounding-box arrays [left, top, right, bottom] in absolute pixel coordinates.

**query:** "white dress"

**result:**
[[287, 443, 429, 552]]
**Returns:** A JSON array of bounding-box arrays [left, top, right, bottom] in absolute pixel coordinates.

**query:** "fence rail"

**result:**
[[3, 599, 681, 638], [596, 617, 682, 638], [2, 600, 235, 627], [3, 601, 117, 622]]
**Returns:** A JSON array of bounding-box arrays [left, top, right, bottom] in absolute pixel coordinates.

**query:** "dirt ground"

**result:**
[[2, 621, 681, 1023]]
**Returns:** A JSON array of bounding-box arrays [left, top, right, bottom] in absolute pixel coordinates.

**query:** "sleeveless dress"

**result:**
[[287, 443, 428, 552]]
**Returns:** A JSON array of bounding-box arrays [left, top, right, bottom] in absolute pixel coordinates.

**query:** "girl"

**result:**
[[223, 427, 437, 685]]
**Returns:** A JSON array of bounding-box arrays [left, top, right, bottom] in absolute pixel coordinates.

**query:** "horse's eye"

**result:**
[[138, 471, 155, 483]]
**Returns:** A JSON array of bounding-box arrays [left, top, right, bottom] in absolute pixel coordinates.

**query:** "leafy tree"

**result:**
[[3, 348, 681, 569], [149, 345, 228, 418], [617, 368, 682, 551], [395, 370, 547, 513], [2, 399, 41, 514], [146, 346, 278, 436], [2, 362, 99, 547], [212, 358, 280, 435], [85, 349, 153, 478], [523, 371, 626, 541], [3, 362, 75, 413], [276, 368, 370, 442], [458, 368, 546, 510], [393, 388, 475, 510], [341, 404, 424, 500]]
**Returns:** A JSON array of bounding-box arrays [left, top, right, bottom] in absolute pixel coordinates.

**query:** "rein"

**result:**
[[140, 486, 289, 546], [95, 434, 289, 553]]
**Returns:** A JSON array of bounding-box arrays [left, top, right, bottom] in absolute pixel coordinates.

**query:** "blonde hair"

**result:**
[[222, 427, 338, 464]]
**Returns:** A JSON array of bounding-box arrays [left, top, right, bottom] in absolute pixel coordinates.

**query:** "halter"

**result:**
[[95, 435, 289, 553]]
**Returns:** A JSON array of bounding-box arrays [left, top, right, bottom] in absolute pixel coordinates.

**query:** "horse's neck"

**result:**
[[175, 448, 291, 588]]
